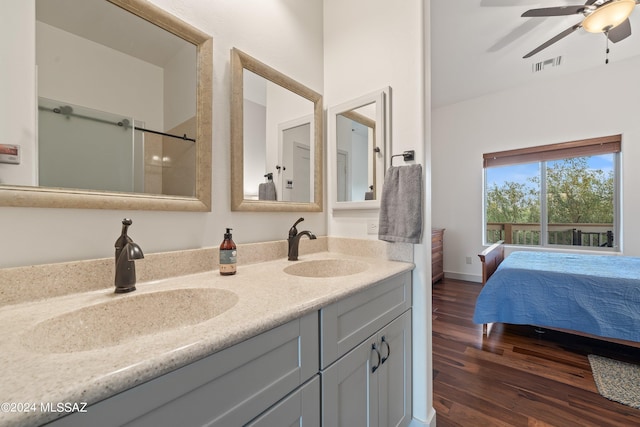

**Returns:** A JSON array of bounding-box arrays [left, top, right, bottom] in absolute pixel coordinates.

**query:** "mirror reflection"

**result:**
[[336, 104, 377, 202], [0, 0, 213, 211], [329, 88, 391, 210], [242, 70, 314, 203], [33, 0, 196, 197], [230, 48, 323, 212]]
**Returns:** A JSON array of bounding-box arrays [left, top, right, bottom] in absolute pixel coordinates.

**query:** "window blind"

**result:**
[[483, 134, 621, 168]]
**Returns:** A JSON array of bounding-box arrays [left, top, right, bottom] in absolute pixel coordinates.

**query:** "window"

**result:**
[[484, 135, 620, 250]]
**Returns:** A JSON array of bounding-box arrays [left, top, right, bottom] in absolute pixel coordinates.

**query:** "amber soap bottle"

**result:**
[[219, 228, 237, 275]]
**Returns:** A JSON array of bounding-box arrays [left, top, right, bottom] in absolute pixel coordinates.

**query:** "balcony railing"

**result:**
[[486, 223, 614, 247]]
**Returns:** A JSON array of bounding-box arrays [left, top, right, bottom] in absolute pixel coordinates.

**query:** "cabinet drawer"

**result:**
[[247, 375, 320, 427], [49, 313, 318, 427], [320, 272, 411, 368]]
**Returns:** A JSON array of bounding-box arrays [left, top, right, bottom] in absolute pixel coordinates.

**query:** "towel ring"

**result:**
[[391, 150, 415, 166]]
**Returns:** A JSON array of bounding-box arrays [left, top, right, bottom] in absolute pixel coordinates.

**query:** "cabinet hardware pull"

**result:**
[[380, 336, 391, 364], [371, 343, 381, 373]]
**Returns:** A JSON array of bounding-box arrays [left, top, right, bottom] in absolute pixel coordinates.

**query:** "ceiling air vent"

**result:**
[[532, 56, 562, 73]]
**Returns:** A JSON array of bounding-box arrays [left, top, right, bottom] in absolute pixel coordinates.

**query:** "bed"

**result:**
[[473, 241, 640, 346]]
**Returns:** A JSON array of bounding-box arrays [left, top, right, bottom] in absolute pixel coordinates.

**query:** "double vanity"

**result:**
[[0, 238, 414, 426]]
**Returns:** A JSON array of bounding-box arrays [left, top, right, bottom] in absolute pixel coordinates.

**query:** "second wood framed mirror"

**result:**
[[230, 48, 323, 212]]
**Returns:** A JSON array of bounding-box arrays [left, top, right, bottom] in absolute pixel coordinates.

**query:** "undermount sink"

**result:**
[[22, 288, 238, 353], [283, 259, 369, 278]]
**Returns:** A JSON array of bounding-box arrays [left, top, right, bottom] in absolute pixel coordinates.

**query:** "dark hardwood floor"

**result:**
[[432, 278, 640, 427]]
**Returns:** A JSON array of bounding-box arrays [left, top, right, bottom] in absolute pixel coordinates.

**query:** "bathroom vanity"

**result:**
[[0, 242, 413, 427], [46, 271, 411, 427]]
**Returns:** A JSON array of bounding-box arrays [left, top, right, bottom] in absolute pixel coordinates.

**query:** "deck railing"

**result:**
[[486, 223, 614, 247]]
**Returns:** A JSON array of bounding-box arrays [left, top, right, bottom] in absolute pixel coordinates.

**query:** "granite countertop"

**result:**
[[0, 251, 413, 426]]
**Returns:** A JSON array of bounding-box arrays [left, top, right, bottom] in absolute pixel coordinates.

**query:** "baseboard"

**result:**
[[444, 271, 482, 283], [409, 410, 436, 427]]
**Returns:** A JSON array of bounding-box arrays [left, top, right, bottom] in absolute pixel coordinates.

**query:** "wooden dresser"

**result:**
[[431, 228, 445, 283]]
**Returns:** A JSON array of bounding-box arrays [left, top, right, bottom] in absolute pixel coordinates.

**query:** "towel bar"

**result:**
[[391, 150, 415, 166]]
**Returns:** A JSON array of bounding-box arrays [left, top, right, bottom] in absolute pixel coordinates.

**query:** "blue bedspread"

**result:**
[[473, 251, 640, 343]]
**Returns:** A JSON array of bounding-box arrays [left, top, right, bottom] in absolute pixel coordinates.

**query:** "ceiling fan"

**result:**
[[522, 0, 639, 59]]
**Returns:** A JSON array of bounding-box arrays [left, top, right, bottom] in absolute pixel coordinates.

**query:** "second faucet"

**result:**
[[287, 217, 316, 261]]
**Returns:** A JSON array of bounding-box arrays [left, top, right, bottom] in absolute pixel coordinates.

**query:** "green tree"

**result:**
[[486, 180, 539, 224], [546, 157, 613, 224], [486, 156, 613, 225]]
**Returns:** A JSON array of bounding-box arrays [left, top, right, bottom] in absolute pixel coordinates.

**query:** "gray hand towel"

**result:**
[[378, 164, 423, 243], [259, 181, 277, 201]]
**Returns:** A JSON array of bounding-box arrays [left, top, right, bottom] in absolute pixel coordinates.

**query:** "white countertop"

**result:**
[[0, 252, 413, 426]]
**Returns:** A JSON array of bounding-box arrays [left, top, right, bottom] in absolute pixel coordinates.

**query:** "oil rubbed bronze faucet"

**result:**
[[114, 218, 144, 293], [288, 217, 316, 261]]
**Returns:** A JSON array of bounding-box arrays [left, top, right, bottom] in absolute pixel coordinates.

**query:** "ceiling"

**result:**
[[431, 0, 640, 108]]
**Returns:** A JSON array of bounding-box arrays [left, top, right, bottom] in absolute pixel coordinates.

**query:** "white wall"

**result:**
[[324, 0, 434, 424], [36, 21, 165, 130], [432, 55, 640, 282], [243, 99, 267, 199], [0, 0, 325, 268], [0, 0, 36, 186], [324, 0, 427, 238], [164, 42, 197, 130]]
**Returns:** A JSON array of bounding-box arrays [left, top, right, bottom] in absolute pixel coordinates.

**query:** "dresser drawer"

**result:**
[[431, 233, 443, 246], [431, 228, 445, 283]]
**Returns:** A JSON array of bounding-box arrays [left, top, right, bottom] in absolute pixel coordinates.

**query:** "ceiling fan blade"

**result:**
[[521, 6, 586, 17], [608, 19, 632, 43], [523, 24, 582, 58], [584, 0, 599, 5]]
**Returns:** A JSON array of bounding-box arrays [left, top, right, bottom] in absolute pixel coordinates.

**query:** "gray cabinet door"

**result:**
[[321, 311, 411, 427], [377, 311, 412, 427], [321, 335, 379, 427]]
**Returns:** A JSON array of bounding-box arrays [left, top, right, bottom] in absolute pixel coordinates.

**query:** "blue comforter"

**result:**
[[473, 251, 640, 343]]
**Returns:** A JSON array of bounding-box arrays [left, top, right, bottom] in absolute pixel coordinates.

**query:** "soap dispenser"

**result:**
[[219, 228, 237, 275]]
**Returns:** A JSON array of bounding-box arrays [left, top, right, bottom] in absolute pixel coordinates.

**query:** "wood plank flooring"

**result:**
[[432, 278, 640, 427]]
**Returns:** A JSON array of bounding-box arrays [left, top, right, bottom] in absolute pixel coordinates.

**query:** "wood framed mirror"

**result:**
[[0, 0, 212, 211], [230, 48, 323, 212]]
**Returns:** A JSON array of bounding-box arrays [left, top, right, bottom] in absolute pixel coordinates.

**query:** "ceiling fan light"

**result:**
[[582, 0, 636, 33]]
